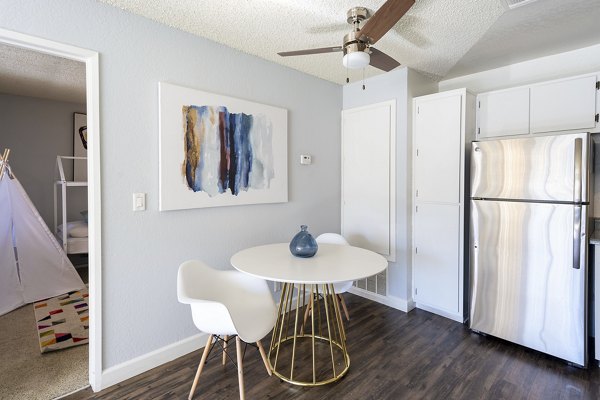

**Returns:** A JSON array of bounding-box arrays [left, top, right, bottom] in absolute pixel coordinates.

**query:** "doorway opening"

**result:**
[[0, 28, 102, 397]]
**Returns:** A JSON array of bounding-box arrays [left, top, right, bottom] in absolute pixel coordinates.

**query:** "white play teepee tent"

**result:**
[[0, 149, 84, 316]]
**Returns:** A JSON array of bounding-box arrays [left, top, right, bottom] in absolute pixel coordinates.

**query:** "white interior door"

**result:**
[[414, 203, 460, 313], [414, 94, 462, 203], [341, 101, 395, 260]]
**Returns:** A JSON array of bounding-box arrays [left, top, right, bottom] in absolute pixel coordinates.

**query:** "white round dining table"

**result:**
[[230, 243, 388, 284], [230, 242, 388, 386]]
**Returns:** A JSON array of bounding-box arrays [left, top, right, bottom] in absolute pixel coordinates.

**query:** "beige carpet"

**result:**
[[0, 304, 88, 400]]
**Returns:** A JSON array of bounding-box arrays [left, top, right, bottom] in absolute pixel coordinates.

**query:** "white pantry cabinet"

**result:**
[[476, 72, 599, 138], [412, 89, 475, 323]]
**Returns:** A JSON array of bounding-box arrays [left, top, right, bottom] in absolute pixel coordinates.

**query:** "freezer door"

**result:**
[[471, 132, 589, 202], [470, 200, 587, 366]]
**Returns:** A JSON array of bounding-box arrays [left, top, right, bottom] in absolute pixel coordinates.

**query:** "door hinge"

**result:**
[[416, 189, 419, 197], [416, 149, 419, 156], [415, 247, 418, 254], [417, 106, 419, 114], [415, 288, 418, 295], [415, 205, 418, 213], [477, 127, 481, 135], [596, 81, 600, 90], [596, 113, 599, 123], [478, 101, 481, 108]]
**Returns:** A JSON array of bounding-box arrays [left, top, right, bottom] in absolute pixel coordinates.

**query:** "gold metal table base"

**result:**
[[268, 283, 350, 386]]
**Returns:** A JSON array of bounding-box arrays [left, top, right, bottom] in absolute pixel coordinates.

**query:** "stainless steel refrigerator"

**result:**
[[470, 132, 591, 367]]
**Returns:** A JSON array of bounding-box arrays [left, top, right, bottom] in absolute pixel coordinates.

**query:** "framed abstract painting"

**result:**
[[159, 82, 288, 211]]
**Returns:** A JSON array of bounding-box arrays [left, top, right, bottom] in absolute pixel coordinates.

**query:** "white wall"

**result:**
[[439, 43, 600, 93], [0, 93, 87, 228], [0, 0, 342, 369], [343, 68, 436, 303]]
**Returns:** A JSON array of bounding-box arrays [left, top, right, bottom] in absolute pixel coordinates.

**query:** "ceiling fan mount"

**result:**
[[346, 7, 370, 26], [343, 7, 371, 56], [278, 0, 415, 73]]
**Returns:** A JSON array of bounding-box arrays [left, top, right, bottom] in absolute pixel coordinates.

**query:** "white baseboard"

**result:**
[[415, 302, 466, 323], [348, 287, 413, 313], [98, 332, 208, 391], [96, 290, 311, 392], [98, 288, 410, 392]]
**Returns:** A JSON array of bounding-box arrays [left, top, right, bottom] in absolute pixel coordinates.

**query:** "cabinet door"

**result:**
[[414, 203, 460, 313], [530, 75, 597, 134], [414, 94, 462, 203], [342, 101, 395, 259], [477, 87, 529, 138]]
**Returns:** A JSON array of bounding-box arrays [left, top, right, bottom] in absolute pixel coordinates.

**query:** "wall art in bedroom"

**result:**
[[73, 112, 87, 181], [159, 82, 288, 211]]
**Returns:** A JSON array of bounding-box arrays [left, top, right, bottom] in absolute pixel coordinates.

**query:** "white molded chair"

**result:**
[[177, 260, 277, 400], [316, 233, 353, 320]]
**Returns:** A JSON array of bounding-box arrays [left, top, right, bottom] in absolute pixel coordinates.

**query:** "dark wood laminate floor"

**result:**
[[67, 294, 600, 400]]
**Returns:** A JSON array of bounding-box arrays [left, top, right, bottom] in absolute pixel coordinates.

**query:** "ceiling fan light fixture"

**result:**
[[343, 50, 370, 69]]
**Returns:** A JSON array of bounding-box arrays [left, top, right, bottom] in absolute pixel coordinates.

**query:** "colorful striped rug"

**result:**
[[33, 287, 89, 353]]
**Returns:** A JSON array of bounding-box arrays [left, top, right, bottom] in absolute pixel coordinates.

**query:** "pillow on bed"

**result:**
[[58, 221, 88, 238], [69, 225, 88, 238]]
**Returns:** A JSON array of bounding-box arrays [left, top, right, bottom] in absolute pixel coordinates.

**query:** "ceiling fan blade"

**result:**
[[359, 0, 415, 44], [369, 47, 401, 72], [278, 46, 343, 57]]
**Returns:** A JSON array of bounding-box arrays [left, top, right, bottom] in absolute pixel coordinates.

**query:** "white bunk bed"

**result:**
[[54, 156, 88, 254]]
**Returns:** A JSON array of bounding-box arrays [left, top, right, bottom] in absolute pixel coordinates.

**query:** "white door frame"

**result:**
[[0, 28, 103, 391]]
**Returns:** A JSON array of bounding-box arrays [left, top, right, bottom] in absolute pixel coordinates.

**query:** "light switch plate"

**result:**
[[133, 193, 146, 211], [300, 154, 312, 165]]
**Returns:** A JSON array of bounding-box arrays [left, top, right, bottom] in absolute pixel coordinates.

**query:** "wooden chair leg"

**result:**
[[236, 336, 245, 400], [256, 340, 272, 376], [222, 335, 228, 365], [302, 295, 313, 326], [189, 334, 213, 400], [338, 294, 350, 321]]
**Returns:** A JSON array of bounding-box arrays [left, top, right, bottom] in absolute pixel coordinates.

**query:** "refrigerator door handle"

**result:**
[[573, 138, 582, 203], [573, 205, 581, 269]]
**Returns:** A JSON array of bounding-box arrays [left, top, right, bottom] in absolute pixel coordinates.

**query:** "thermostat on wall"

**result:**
[[300, 154, 312, 165]]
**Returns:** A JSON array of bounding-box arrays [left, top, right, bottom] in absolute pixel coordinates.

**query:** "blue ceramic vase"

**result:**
[[289, 225, 318, 258]]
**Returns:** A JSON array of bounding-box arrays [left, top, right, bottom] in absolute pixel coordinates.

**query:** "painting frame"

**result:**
[[73, 112, 87, 181], [158, 82, 288, 211]]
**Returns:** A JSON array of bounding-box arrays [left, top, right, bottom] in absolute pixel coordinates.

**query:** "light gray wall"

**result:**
[[343, 68, 436, 302], [0, 93, 87, 229], [0, 0, 341, 368]]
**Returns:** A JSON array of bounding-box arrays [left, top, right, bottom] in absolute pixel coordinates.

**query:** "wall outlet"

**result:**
[[300, 154, 312, 165]]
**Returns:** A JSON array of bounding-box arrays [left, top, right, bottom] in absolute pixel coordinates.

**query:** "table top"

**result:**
[[230, 243, 388, 284]]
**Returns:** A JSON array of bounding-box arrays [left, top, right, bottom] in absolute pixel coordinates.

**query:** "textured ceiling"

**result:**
[[97, 0, 600, 84], [99, 0, 507, 83], [446, 0, 600, 78], [1, 0, 598, 103], [0, 43, 86, 104]]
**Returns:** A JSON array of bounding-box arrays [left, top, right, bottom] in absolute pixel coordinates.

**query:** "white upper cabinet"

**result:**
[[477, 87, 529, 138], [414, 94, 462, 203], [530, 75, 598, 134], [476, 73, 599, 138]]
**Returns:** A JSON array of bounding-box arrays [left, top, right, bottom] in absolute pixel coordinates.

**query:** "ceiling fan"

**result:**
[[278, 0, 415, 72]]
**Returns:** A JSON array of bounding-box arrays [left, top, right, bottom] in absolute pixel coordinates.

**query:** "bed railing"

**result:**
[[54, 156, 88, 253]]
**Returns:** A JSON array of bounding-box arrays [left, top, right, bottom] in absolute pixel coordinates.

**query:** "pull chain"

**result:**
[[362, 68, 365, 90]]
